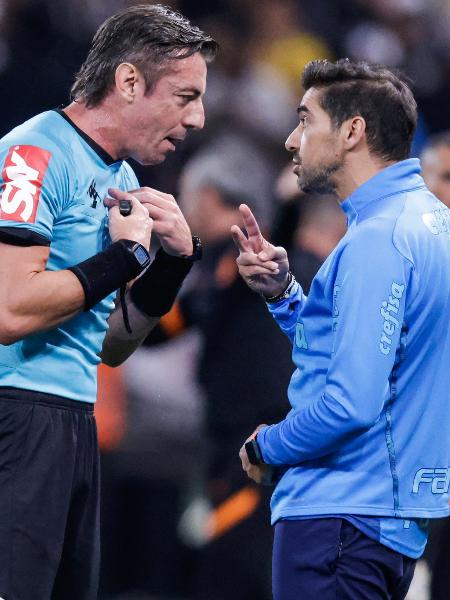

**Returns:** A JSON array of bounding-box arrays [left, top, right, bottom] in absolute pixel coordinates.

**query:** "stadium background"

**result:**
[[1, 1, 448, 599]]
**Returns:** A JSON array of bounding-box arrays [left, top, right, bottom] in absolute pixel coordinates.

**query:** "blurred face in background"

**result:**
[[182, 186, 240, 244], [421, 144, 450, 208], [285, 86, 344, 195]]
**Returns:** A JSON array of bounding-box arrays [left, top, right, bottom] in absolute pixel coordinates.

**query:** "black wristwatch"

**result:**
[[118, 239, 151, 272], [182, 235, 202, 262], [245, 436, 264, 465]]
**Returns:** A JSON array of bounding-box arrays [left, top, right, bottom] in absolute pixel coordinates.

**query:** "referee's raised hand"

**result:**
[[231, 203, 290, 298]]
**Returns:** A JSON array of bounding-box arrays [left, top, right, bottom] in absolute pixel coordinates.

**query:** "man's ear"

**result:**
[[341, 116, 366, 151], [114, 62, 142, 103]]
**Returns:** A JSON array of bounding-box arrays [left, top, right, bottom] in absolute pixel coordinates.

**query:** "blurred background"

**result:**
[[1, 1, 449, 599]]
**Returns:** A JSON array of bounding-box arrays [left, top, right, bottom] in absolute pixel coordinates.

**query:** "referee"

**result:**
[[234, 59, 450, 600], [0, 5, 216, 600]]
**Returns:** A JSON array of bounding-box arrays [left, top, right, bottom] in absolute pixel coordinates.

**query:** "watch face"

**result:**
[[245, 439, 262, 465], [134, 245, 150, 266]]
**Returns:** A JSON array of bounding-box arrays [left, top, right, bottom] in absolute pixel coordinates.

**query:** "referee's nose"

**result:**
[[184, 98, 205, 131]]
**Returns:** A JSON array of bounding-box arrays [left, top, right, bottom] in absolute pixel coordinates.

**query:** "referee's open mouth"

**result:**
[[165, 136, 185, 150]]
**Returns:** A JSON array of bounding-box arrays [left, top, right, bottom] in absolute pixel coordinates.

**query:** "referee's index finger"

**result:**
[[107, 188, 138, 204]]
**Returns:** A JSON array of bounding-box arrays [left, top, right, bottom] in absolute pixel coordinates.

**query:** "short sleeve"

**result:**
[[0, 141, 70, 245]]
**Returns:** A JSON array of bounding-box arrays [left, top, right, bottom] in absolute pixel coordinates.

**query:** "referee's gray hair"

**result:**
[[71, 4, 218, 108]]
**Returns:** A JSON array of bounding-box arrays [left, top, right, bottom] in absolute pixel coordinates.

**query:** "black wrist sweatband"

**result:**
[[69, 241, 145, 310], [130, 247, 193, 317]]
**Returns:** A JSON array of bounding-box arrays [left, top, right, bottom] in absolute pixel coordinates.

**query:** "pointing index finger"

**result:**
[[239, 204, 265, 252]]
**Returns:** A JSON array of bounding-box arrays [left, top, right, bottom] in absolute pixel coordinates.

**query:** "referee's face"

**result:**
[[123, 52, 207, 165], [285, 87, 344, 196]]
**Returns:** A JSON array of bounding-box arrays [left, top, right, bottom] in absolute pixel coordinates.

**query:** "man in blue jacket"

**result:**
[[233, 59, 450, 600]]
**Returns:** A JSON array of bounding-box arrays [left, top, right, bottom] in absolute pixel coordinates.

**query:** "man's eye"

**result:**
[[299, 116, 307, 126], [178, 95, 193, 104]]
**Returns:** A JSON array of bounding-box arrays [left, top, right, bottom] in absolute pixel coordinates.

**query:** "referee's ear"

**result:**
[[115, 62, 141, 103]]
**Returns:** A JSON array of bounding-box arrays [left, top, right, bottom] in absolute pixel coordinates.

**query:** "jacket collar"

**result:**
[[341, 158, 425, 225]]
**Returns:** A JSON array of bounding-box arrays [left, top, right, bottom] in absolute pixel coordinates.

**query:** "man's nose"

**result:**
[[184, 99, 205, 130], [285, 126, 301, 153]]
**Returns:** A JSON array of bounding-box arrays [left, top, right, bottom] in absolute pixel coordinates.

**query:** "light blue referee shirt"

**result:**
[[0, 110, 139, 403], [258, 159, 450, 557]]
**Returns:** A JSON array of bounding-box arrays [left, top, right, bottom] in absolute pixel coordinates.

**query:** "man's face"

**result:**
[[123, 52, 207, 165], [421, 144, 450, 208], [285, 87, 344, 195]]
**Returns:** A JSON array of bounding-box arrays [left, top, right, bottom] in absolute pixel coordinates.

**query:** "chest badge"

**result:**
[[88, 179, 101, 209]]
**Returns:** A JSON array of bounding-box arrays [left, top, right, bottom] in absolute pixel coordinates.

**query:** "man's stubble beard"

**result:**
[[297, 159, 343, 195]]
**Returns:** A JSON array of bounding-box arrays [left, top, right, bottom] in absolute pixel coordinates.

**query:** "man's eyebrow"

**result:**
[[297, 104, 310, 115], [174, 86, 201, 97]]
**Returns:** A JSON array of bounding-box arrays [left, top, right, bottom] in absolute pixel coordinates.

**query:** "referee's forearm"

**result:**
[[0, 269, 85, 345]]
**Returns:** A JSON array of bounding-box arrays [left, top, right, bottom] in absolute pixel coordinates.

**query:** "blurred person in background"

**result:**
[[177, 129, 344, 600], [148, 130, 293, 600], [0, 4, 216, 599], [326, 0, 450, 138], [421, 131, 450, 209], [238, 0, 332, 94], [235, 59, 450, 600], [195, 6, 297, 155]]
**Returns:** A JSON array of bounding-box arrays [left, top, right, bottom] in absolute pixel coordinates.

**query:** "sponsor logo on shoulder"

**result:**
[[412, 468, 450, 494], [422, 208, 450, 236], [379, 281, 404, 355], [0, 145, 51, 223]]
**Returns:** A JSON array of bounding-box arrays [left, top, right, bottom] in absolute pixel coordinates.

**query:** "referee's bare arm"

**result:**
[[0, 242, 85, 344], [0, 192, 151, 346]]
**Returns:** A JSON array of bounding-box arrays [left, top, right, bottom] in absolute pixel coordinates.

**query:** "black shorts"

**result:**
[[0, 387, 100, 600]]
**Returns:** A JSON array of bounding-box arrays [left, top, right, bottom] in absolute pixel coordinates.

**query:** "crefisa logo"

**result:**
[[379, 281, 405, 355]]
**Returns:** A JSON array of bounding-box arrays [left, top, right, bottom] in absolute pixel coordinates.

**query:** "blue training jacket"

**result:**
[[258, 159, 450, 526]]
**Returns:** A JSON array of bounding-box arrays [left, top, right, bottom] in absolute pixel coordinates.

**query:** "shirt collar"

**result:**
[[341, 158, 425, 225], [55, 108, 120, 167]]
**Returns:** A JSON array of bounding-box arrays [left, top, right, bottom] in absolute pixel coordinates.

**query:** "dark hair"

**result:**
[[71, 4, 218, 108], [301, 59, 417, 161]]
